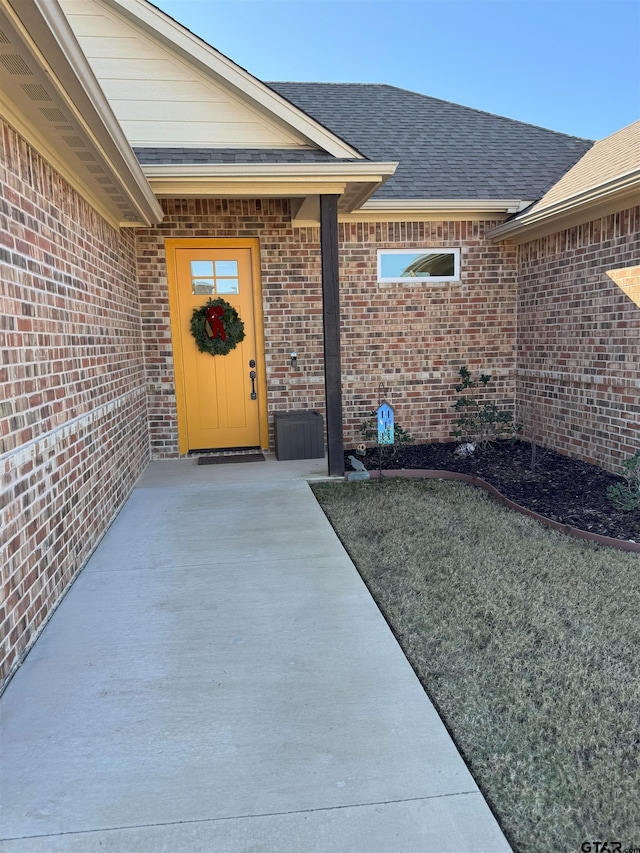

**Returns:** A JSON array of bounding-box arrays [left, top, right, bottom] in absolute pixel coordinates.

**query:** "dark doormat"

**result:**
[[197, 452, 265, 465]]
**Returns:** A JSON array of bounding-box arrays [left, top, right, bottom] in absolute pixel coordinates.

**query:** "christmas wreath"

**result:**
[[190, 298, 245, 356]]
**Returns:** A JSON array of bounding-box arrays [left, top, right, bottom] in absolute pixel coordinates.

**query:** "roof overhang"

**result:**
[[344, 198, 531, 222], [0, 0, 162, 227], [142, 161, 399, 222], [487, 171, 640, 243]]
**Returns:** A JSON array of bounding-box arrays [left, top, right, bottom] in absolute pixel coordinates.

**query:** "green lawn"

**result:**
[[312, 478, 640, 853]]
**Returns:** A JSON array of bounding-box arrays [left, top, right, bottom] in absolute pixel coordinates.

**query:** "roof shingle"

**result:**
[[267, 82, 594, 202], [133, 148, 352, 164], [133, 82, 595, 204], [527, 119, 640, 214]]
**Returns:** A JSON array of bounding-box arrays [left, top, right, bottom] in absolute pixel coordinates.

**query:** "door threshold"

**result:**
[[189, 446, 262, 456], [195, 450, 265, 465]]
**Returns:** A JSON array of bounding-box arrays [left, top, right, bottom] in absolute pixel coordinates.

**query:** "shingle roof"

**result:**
[[527, 119, 640, 215], [132, 83, 595, 204], [133, 147, 355, 164], [267, 82, 594, 202]]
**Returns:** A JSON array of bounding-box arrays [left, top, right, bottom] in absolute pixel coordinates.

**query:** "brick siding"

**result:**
[[136, 198, 326, 457], [3, 148, 638, 688], [339, 220, 518, 445], [138, 201, 518, 456], [516, 207, 640, 473], [0, 122, 149, 688]]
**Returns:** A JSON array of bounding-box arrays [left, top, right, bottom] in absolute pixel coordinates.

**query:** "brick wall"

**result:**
[[136, 198, 326, 457], [4, 149, 634, 688], [138, 203, 519, 456], [0, 121, 149, 688], [339, 220, 518, 445], [516, 206, 640, 473]]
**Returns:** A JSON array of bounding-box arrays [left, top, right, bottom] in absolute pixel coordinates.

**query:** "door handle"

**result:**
[[249, 366, 257, 400]]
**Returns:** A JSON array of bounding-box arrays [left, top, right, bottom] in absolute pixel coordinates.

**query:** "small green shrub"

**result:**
[[607, 451, 640, 511], [452, 365, 522, 446]]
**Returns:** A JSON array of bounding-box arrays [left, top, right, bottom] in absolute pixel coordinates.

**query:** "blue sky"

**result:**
[[149, 0, 639, 141]]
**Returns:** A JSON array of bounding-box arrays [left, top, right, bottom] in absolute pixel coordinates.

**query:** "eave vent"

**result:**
[[1, 54, 32, 75], [21, 83, 51, 101], [63, 135, 85, 148], [40, 108, 67, 123], [0, 30, 10, 44]]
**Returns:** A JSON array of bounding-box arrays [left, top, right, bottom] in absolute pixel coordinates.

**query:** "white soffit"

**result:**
[[60, 0, 362, 158], [0, 0, 162, 226]]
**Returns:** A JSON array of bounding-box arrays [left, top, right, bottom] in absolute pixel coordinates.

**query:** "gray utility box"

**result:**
[[274, 410, 324, 461]]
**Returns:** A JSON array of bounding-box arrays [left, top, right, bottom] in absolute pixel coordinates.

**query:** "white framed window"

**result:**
[[377, 248, 460, 283]]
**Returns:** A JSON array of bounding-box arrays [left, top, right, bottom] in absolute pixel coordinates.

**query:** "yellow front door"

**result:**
[[166, 239, 267, 453]]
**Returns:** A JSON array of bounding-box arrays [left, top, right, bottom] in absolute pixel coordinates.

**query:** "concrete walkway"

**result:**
[[0, 456, 511, 853]]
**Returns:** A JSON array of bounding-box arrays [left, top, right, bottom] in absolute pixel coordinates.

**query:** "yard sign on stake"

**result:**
[[377, 401, 394, 479], [377, 402, 394, 445]]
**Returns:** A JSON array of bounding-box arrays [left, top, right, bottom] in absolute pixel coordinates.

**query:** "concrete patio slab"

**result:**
[[0, 455, 511, 852]]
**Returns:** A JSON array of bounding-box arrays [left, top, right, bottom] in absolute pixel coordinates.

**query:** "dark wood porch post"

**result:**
[[320, 194, 344, 476]]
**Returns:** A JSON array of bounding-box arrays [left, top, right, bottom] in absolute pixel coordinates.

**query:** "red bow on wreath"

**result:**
[[204, 305, 227, 341]]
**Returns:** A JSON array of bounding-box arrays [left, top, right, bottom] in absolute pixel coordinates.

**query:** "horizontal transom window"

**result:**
[[377, 249, 460, 283]]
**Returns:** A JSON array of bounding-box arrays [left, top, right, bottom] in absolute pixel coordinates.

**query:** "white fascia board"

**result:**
[[488, 171, 640, 241], [106, 0, 364, 160], [362, 198, 530, 214], [142, 162, 397, 211], [148, 180, 350, 198], [141, 162, 398, 181], [6, 0, 163, 224]]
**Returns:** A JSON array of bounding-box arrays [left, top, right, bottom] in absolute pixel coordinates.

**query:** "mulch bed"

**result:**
[[345, 441, 640, 543]]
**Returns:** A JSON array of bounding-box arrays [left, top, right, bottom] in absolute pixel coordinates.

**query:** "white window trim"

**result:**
[[377, 248, 461, 284]]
